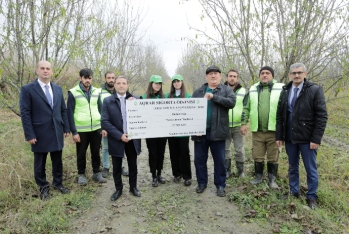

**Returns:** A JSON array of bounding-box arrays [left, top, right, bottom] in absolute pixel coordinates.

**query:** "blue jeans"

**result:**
[[194, 133, 226, 188], [101, 136, 110, 169], [285, 142, 318, 199]]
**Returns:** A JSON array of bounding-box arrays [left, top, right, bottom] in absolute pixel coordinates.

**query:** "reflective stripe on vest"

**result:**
[[100, 88, 112, 103], [70, 85, 101, 132], [228, 87, 246, 127], [249, 82, 283, 132]]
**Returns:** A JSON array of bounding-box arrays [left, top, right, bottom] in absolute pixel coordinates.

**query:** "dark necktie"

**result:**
[[120, 97, 127, 133], [44, 84, 53, 109], [291, 87, 299, 109]]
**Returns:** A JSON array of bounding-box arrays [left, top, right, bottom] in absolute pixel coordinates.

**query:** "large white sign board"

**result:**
[[126, 98, 207, 139]]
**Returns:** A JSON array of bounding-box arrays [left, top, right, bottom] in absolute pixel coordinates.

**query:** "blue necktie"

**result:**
[[44, 84, 53, 109], [120, 97, 127, 133], [291, 87, 299, 110]]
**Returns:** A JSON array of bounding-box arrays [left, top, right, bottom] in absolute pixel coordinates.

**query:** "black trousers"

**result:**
[[112, 140, 138, 190], [146, 137, 167, 178], [168, 137, 192, 180], [34, 150, 63, 189], [76, 130, 101, 174]]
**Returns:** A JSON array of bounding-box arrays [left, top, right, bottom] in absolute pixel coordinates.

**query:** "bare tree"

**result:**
[[187, 0, 349, 86], [0, 0, 91, 115]]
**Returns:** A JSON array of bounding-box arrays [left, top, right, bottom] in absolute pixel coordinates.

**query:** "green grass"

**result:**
[[1, 91, 349, 233], [226, 96, 349, 234], [0, 112, 98, 233]]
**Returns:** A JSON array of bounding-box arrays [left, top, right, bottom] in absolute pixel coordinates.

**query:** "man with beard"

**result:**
[[67, 68, 106, 185], [224, 69, 246, 178], [98, 72, 128, 178], [241, 66, 283, 189]]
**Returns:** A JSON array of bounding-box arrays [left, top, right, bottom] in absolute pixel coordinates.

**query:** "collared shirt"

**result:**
[[37, 79, 53, 103], [289, 81, 304, 104], [79, 82, 92, 101], [117, 93, 126, 99]]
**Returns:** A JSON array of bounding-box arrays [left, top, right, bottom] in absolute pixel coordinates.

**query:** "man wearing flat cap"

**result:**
[[240, 66, 283, 188], [191, 65, 236, 197]]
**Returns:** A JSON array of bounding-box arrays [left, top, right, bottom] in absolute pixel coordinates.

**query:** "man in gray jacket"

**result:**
[[192, 65, 236, 197]]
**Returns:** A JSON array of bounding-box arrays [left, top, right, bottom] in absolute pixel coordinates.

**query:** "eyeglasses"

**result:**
[[290, 72, 304, 75]]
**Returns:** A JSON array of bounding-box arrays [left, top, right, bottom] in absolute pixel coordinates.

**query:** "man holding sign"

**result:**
[[101, 76, 142, 201], [192, 66, 236, 197]]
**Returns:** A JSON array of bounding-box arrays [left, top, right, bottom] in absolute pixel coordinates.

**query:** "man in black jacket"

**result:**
[[276, 63, 327, 209], [192, 65, 236, 197]]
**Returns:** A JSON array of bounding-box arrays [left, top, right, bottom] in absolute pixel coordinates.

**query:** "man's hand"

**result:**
[[276, 140, 283, 147], [101, 130, 107, 137], [240, 125, 247, 135], [121, 134, 130, 142], [310, 142, 319, 150], [72, 134, 80, 143], [64, 133, 70, 138], [28, 138, 37, 145], [204, 93, 213, 100], [128, 97, 135, 100]]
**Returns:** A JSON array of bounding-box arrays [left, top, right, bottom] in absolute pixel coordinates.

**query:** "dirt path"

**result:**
[[71, 140, 272, 234]]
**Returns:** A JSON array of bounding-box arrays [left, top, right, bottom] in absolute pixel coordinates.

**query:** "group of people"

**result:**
[[20, 61, 327, 209]]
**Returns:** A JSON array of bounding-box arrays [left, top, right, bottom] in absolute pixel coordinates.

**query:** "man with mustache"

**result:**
[[67, 68, 106, 185]]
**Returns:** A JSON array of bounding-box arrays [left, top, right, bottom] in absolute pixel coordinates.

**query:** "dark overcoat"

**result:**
[[101, 92, 141, 157], [20, 79, 70, 152]]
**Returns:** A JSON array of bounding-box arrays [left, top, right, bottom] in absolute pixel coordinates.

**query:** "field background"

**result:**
[[0, 95, 348, 233]]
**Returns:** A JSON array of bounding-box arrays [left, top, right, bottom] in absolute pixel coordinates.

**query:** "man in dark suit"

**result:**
[[276, 63, 327, 209], [20, 60, 71, 200], [101, 76, 142, 201]]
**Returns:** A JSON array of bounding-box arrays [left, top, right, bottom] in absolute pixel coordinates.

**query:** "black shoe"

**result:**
[[306, 198, 318, 209], [110, 190, 123, 201], [40, 186, 50, 200], [152, 178, 159, 187], [216, 187, 226, 197], [122, 167, 129, 177], [196, 185, 207, 193], [129, 187, 141, 197], [53, 185, 71, 194], [173, 176, 181, 183], [101, 168, 109, 178], [184, 179, 192, 186], [157, 175, 166, 184]]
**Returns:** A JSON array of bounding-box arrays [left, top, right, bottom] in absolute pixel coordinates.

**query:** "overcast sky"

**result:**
[[140, 0, 208, 76]]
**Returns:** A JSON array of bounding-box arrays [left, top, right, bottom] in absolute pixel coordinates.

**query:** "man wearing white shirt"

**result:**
[[20, 60, 71, 200], [101, 76, 142, 201]]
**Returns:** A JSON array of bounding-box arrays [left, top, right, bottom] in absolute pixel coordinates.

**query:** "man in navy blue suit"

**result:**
[[101, 76, 142, 201], [20, 60, 71, 200]]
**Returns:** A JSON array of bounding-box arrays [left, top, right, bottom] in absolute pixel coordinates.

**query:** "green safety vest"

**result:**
[[99, 88, 113, 103], [70, 85, 101, 132], [228, 87, 246, 127], [249, 82, 283, 132]]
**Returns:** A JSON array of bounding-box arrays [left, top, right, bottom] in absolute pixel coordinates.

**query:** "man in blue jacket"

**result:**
[[20, 60, 70, 200], [101, 76, 142, 201]]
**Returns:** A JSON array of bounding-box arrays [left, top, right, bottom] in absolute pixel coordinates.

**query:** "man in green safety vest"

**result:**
[[67, 68, 107, 185], [98, 72, 128, 178], [241, 66, 283, 188], [224, 69, 246, 178]]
